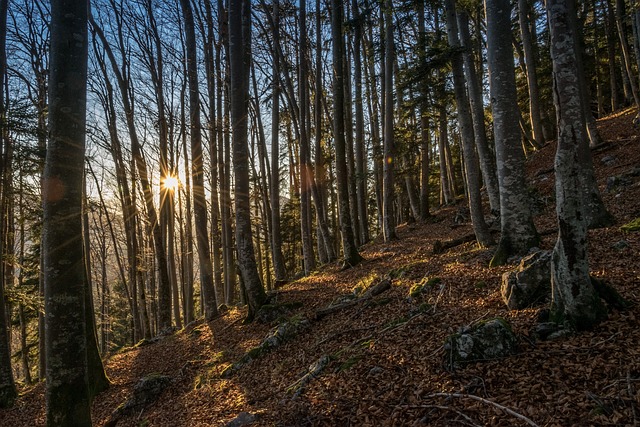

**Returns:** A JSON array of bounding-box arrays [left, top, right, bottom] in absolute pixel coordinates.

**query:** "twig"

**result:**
[[425, 393, 539, 427], [628, 370, 638, 426], [314, 326, 376, 347], [400, 404, 481, 427], [220, 316, 243, 332]]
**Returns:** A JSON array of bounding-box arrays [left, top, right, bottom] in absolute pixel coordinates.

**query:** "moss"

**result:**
[[337, 355, 363, 372], [620, 217, 640, 232], [409, 283, 426, 298], [475, 281, 487, 289], [246, 346, 264, 359], [352, 273, 379, 295]]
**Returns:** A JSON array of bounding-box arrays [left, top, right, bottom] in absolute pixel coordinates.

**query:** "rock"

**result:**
[[501, 251, 552, 310], [601, 155, 616, 165], [225, 412, 257, 427], [444, 318, 518, 370], [606, 175, 633, 193], [368, 366, 384, 376], [611, 240, 630, 250], [255, 304, 290, 324], [109, 374, 172, 424]]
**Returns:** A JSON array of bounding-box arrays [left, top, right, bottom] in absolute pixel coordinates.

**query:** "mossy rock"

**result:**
[[621, 217, 640, 232], [408, 277, 442, 299], [444, 318, 518, 370]]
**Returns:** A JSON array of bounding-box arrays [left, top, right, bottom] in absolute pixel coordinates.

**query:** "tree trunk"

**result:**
[[457, 10, 500, 213], [383, 0, 397, 242], [352, 0, 370, 244], [331, 0, 362, 267], [615, 0, 640, 109], [0, 0, 15, 407], [44, 1, 92, 423], [546, 0, 606, 330], [229, 0, 266, 320], [518, 0, 545, 146], [485, 0, 539, 267], [180, 0, 218, 320], [444, 0, 494, 247]]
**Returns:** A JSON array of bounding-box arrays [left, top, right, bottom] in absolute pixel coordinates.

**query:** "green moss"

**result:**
[[621, 217, 640, 232], [352, 273, 379, 295], [337, 355, 363, 372], [409, 283, 426, 298], [475, 281, 487, 289], [246, 346, 264, 359]]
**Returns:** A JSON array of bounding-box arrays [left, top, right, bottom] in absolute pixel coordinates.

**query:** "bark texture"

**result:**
[[485, 0, 539, 266], [45, 0, 92, 424], [547, 0, 606, 330]]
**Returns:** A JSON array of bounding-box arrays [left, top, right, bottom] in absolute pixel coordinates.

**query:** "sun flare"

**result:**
[[162, 175, 180, 191]]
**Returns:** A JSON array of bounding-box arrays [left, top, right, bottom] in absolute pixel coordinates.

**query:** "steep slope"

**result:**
[[1, 108, 639, 426]]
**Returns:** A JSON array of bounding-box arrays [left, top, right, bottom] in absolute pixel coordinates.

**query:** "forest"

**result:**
[[0, 0, 639, 425]]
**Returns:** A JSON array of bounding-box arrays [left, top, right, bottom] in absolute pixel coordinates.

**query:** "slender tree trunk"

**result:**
[[299, 0, 316, 274], [615, 0, 640, 109], [0, 0, 15, 406], [229, 0, 267, 320], [180, 0, 218, 320], [44, 1, 91, 423], [458, 11, 500, 213], [383, 0, 397, 241], [485, 0, 539, 266], [518, 0, 545, 146], [331, 0, 362, 267], [546, 0, 606, 330], [445, 0, 494, 247]]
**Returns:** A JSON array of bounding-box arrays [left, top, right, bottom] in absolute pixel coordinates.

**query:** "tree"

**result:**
[[44, 0, 92, 424], [382, 0, 397, 242], [229, 0, 266, 320], [485, 0, 539, 267], [546, 0, 606, 330], [444, 0, 493, 247], [180, 0, 218, 320], [331, 0, 362, 266], [0, 0, 17, 408]]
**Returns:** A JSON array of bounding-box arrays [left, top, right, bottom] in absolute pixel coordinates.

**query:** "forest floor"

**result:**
[[2, 108, 640, 426]]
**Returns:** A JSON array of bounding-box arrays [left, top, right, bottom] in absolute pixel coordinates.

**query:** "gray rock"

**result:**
[[444, 318, 518, 370], [501, 251, 551, 310], [601, 155, 616, 166], [111, 374, 172, 421], [225, 412, 257, 427], [612, 240, 630, 250]]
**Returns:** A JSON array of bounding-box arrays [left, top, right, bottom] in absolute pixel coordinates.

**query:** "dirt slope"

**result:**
[[1, 108, 639, 426]]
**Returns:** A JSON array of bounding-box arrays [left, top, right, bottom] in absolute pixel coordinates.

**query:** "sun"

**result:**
[[162, 175, 179, 191]]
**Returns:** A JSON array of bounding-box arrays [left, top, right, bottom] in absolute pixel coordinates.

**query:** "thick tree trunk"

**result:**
[[546, 0, 606, 330], [485, 0, 539, 266], [44, 1, 92, 424], [444, 0, 494, 247]]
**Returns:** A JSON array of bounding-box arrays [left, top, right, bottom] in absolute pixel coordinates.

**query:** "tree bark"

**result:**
[[229, 0, 266, 320], [383, 0, 397, 241], [180, 0, 218, 320], [331, 0, 362, 267], [444, 0, 494, 247], [485, 0, 539, 267], [44, 0, 92, 423], [546, 0, 606, 330]]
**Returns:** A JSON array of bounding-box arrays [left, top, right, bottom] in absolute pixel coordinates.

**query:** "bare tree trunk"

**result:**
[[180, 0, 218, 320], [331, 0, 362, 267], [485, 0, 539, 267], [546, 0, 606, 330], [615, 0, 640, 109], [44, 1, 91, 422], [444, 0, 494, 247], [383, 0, 397, 242], [458, 10, 500, 213], [0, 0, 15, 406], [229, 0, 266, 320]]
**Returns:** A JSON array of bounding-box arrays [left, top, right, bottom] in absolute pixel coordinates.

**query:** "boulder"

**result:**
[[106, 374, 172, 426], [444, 318, 518, 370], [501, 250, 551, 310]]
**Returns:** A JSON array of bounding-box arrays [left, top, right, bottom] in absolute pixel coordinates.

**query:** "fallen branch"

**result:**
[[425, 393, 539, 427], [432, 234, 476, 255], [314, 279, 391, 320], [286, 355, 332, 398], [399, 404, 481, 427]]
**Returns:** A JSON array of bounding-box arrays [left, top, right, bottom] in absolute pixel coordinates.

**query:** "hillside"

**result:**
[[2, 108, 639, 426]]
